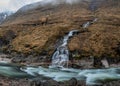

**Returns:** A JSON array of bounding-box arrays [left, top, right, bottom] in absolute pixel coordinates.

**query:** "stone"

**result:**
[[77, 80, 86, 86], [42, 80, 59, 86], [101, 58, 109, 68]]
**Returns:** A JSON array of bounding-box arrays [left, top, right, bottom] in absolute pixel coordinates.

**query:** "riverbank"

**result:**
[[1, 52, 120, 69], [0, 0, 120, 86], [0, 76, 86, 86], [0, 77, 120, 86]]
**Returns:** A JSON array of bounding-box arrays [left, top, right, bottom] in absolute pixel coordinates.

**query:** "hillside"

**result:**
[[0, 11, 13, 24], [0, 0, 92, 55], [68, 0, 120, 59], [0, 0, 119, 64]]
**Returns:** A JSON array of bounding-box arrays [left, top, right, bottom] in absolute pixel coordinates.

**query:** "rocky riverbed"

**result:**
[[0, 0, 120, 86], [0, 76, 86, 86], [0, 74, 120, 86]]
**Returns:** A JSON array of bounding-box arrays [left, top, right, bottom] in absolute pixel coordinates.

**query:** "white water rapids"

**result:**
[[0, 62, 120, 85], [14, 65, 120, 85]]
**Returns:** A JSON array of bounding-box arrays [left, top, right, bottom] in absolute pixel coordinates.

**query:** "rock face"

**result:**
[[0, 12, 12, 24]]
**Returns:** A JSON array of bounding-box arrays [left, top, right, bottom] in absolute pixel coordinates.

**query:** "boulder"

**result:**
[[42, 79, 59, 86]]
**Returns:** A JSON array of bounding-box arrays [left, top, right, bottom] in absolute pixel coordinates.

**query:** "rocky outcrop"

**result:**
[[0, 12, 13, 24]]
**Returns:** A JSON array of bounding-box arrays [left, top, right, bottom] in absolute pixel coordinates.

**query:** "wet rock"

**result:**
[[42, 79, 59, 86], [70, 56, 109, 69], [103, 80, 120, 86], [66, 78, 78, 86], [101, 58, 109, 68], [77, 80, 86, 86], [93, 57, 103, 68], [105, 57, 120, 68], [30, 79, 41, 86], [0, 54, 11, 62], [70, 56, 95, 69], [11, 53, 50, 66], [11, 54, 26, 63], [71, 63, 82, 69], [0, 54, 10, 58], [0, 76, 87, 86], [80, 58, 94, 69]]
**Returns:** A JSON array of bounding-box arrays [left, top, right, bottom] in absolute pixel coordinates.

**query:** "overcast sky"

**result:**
[[0, 0, 43, 12]]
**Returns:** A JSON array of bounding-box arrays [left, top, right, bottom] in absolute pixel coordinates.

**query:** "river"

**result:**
[[0, 62, 120, 85]]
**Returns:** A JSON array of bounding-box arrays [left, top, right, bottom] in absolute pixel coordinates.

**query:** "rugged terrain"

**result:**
[[0, 11, 12, 24], [0, 0, 120, 66], [0, 1, 92, 59], [0, 0, 120, 86], [68, 0, 120, 65]]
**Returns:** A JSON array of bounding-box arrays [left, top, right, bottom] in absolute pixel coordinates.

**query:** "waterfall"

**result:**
[[82, 18, 98, 28], [82, 21, 90, 28], [49, 30, 79, 68], [50, 18, 98, 68]]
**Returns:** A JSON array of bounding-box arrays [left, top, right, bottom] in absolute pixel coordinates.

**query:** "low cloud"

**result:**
[[0, 0, 91, 12], [0, 0, 43, 12], [40, 0, 84, 5]]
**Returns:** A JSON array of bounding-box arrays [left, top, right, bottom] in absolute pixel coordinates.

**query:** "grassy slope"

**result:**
[[0, 1, 93, 56], [1, 0, 119, 58], [68, 0, 120, 58]]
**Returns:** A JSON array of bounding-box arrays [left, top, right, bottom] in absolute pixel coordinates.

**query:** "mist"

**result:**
[[0, 0, 43, 12], [0, 0, 91, 13], [18, 0, 91, 12], [39, 0, 89, 5]]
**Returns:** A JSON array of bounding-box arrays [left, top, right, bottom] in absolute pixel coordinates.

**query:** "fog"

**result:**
[[0, 0, 43, 12], [39, 0, 90, 6], [0, 0, 91, 13]]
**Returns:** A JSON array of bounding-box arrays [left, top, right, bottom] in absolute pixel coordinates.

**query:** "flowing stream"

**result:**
[[0, 62, 120, 85]]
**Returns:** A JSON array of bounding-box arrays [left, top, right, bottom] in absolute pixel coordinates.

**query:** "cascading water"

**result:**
[[1, 18, 120, 85], [82, 21, 90, 28], [49, 30, 79, 68], [82, 18, 98, 28]]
